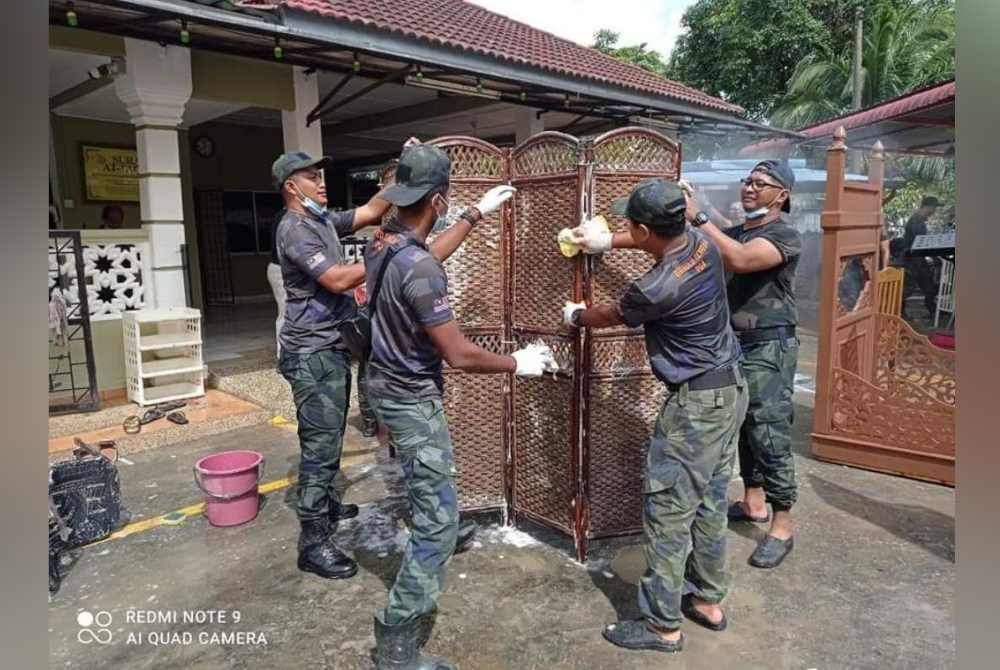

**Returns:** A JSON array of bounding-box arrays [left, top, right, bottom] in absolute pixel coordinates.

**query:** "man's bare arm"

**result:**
[[428, 210, 481, 262], [316, 263, 366, 293], [577, 304, 626, 329], [697, 222, 784, 274], [349, 189, 393, 232], [425, 320, 516, 373]]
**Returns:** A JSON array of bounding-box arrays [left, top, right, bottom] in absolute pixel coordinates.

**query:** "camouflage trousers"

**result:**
[[278, 348, 352, 522], [639, 374, 748, 631], [737, 337, 799, 511], [370, 395, 459, 625]]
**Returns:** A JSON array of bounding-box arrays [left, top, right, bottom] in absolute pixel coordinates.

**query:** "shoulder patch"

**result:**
[[306, 252, 326, 269]]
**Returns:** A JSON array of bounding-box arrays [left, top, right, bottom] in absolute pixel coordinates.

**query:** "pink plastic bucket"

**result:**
[[193, 450, 265, 527]]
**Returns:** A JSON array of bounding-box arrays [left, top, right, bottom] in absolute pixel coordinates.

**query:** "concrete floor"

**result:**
[[48, 323, 954, 670]]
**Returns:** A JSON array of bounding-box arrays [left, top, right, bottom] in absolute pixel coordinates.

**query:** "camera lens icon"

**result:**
[[77, 611, 113, 644]]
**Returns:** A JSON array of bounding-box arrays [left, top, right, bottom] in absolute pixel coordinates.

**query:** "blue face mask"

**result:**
[[291, 183, 328, 219], [430, 193, 456, 233]]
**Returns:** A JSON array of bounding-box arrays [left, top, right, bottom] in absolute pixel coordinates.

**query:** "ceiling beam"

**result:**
[[323, 96, 500, 136], [50, 76, 115, 110]]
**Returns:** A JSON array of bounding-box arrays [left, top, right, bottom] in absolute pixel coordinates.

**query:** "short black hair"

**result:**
[[101, 204, 124, 220], [921, 196, 941, 208], [634, 210, 686, 238]]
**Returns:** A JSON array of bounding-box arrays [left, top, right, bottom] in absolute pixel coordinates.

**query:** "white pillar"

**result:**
[[515, 107, 544, 145], [114, 38, 192, 309], [281, 67, 323, 156]]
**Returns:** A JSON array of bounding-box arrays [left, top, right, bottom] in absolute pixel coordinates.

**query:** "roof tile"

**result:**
[[283, 0, 743, 114]]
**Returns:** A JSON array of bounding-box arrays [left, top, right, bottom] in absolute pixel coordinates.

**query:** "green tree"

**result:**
[[666, 0, 834, 120], [592, 29, 669, 76], [771, 1, 954, 128]]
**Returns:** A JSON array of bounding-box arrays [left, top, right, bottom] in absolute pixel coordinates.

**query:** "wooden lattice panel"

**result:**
[[511, 132, 580, 178], [592, 128, 681, 175], [586, 375, 665, 537], [830, 367, 954, 457], [589, 335, 652, 377], [430, 181, 505, 329], [513, 376, 576, 534], [434, 139, 504, 180], [874, 315, 956, 406], [511, 177, 580, 333], [441, 370, 507, 510]]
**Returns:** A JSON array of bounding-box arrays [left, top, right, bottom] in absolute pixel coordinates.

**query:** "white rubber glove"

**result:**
[[511, 342, 558, 377], [563, 301, 585, 328], [568, 217, 613, 254], [475, 185, 516, 216]]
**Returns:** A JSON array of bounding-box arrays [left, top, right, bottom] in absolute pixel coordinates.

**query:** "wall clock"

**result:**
[[194, 136, 215, 158]]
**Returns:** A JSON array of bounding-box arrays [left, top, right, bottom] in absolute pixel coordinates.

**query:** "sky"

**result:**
[[468, 0, 697, 59]]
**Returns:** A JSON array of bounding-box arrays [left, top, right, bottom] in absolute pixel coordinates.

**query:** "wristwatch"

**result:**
[[459, 208, 481, 227], [571, 308, 583, 326], [692, 211, 710, 227]]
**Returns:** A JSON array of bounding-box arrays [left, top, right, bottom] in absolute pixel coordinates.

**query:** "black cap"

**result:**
[[380, 145, 452, 206], [752, 160, 795, 213], [921, 196, 941, 208], [609, 179, 687, 231], [271, 152, 332, 190]]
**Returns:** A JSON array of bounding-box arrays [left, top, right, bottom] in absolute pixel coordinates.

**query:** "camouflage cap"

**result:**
[[380, 144, 452, 206], [271, 152, 332, 190], [609, 178, 687, 231]]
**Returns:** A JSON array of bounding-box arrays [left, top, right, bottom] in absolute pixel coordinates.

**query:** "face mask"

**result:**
[[431, 194, 454, 233], [291, 182, 328, 219], [742, 187, 785, 220]]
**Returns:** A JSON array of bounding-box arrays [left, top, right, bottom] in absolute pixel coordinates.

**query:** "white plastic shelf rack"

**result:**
[[123, 308, 205, 406]]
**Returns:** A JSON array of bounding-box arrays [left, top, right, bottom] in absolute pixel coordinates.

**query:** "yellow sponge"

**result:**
[[557, 216, 609, 258]]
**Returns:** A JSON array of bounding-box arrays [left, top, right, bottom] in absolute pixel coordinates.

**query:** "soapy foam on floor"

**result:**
[[479, 524, 540, 548]]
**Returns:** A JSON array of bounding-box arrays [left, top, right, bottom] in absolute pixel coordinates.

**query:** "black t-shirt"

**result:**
[[724, 220, 801, 331], [617, 228, 741, 385], [366, 223, 455, 400], [903, 213, 928, 252], [275, 209, 356, 353]]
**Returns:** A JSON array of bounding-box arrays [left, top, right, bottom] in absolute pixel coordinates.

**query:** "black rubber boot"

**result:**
[[328, 500, 360, 525], [361, 413, 379, 438], [297, 519, 358, 580], [374, 613, 455, 670]]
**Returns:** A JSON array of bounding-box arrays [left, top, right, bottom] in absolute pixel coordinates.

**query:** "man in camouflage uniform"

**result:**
[[686, 160, 802, 569], [272, 151, 394, 579], [365, 144, 554, 669], [566, 179, 748, 653]]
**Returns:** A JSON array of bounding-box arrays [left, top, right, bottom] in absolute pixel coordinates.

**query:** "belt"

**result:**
[[667, 365, 739, 392], [736, 325, 796, 346]]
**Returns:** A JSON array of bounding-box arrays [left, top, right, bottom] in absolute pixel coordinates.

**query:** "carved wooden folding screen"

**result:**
[[811, 128, 955, 485], [415, 129, 681, 557]]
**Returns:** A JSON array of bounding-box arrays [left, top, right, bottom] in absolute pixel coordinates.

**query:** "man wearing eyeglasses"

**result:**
[[569, 160, 801, 569], [271, 150, 395, 580], [687, 161, 801, 569]]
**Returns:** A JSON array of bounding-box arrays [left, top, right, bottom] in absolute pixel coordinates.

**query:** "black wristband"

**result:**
[[571, 308, 583, 326], [459, 208, 481, 227]]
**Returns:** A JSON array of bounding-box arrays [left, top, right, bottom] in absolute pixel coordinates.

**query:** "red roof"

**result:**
[[283, 0, 744, 115], [796, 79, 954, 139], [738, 79, 954, 156]]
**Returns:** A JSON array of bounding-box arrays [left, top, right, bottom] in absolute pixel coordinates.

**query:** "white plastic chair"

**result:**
[[935, 259, 955, 327]]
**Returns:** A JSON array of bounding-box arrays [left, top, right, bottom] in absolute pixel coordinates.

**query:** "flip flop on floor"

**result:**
[[166, 411, 189, 425], [139, 408, 165, 425], [156, 400, 187, 413], [749, 535, 794, 569], [727, 501, 769, 524]]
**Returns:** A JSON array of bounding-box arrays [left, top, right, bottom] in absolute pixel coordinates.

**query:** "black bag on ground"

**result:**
[[337, 237, 417, 359], [49, 438, 126, 549]]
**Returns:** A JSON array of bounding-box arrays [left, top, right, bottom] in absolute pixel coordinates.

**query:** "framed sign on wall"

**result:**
[[81, 144, 139, 202]]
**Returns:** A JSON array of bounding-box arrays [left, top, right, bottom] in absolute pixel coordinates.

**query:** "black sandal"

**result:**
[[602, 620, 684, 653], [727, 501, 769, 524], [166, 411, 188, 425], [139, 408, 165, 425], [681, 594, 727, 631], [749, 535, 794, 569]]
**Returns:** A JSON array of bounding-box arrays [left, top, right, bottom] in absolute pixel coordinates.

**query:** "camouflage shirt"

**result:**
[[618, 228, 741, 385], [276, 208, 356, 353], [366, 222, 455, 400], [724, 219, 801, 331]]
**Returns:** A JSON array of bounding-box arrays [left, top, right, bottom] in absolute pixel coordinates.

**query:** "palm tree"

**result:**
[[771, 2, 954, 128]]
